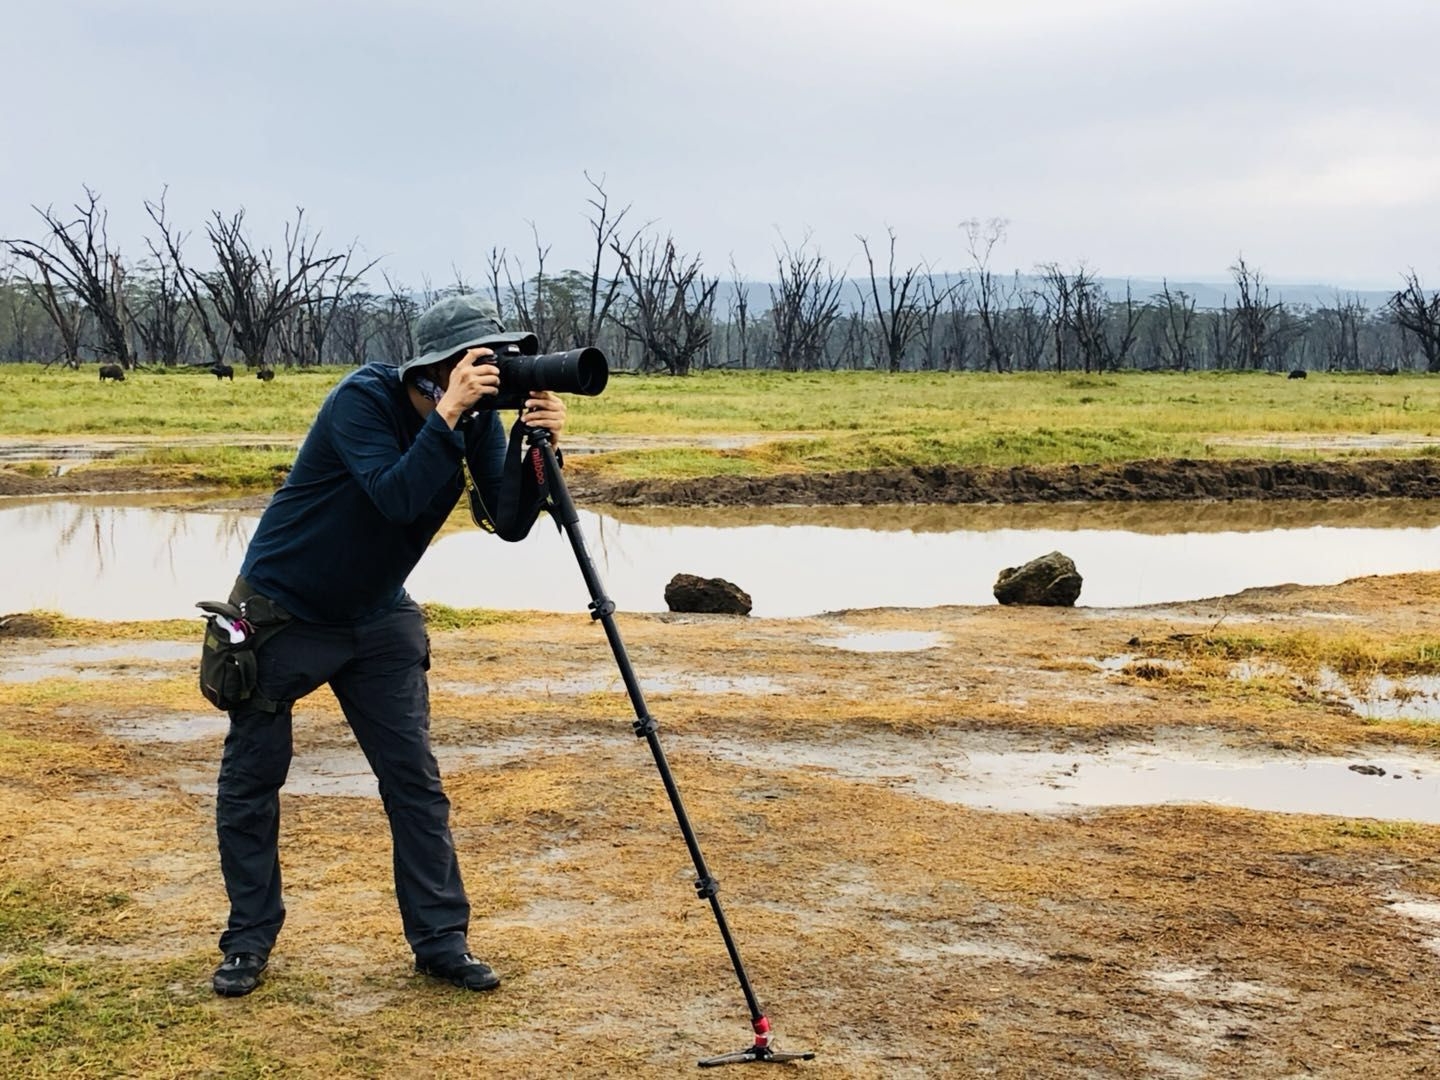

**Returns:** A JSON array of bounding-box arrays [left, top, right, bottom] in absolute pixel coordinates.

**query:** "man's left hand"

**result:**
[[523, 392, 566, 445]]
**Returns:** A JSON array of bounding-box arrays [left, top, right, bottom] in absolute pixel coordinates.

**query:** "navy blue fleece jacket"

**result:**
[[239, 362, 505, 623]]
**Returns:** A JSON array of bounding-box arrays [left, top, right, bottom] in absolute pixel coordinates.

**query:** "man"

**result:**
[[210, 294, 565, 997]]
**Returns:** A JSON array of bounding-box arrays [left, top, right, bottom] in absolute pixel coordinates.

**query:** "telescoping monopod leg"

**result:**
[[529, 428, 814, 1068]]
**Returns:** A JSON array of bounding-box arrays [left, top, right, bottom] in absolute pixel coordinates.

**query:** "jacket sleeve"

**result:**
[[329, 381, 466, 523]]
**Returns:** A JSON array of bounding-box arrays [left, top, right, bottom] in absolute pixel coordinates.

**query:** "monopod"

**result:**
[[529, 425, 814, 1068]]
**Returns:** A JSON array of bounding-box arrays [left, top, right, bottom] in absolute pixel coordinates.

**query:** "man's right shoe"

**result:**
[[212, 952, 268, 997], [415, 952, 501, 991]]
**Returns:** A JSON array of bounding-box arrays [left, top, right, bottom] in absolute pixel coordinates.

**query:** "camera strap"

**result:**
[[466, 416, 560, 542]]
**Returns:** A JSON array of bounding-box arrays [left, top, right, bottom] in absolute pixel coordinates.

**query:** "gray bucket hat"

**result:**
[[398, 294, 537, 380]]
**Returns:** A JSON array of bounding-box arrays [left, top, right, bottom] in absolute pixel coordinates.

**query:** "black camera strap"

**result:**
[[465, 415, 560, 542]]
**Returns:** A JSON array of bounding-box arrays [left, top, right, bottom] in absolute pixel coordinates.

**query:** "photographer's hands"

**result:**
[[421, 348, 567, 444]]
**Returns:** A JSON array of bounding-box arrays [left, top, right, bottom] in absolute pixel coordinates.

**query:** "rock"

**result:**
[[993, 551, 1083, 607], [664, 573, 752, 615], [1348, 763, 1385, 777]]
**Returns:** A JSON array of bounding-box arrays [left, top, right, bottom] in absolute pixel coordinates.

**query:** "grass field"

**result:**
[[2, 363, 1438, 484]]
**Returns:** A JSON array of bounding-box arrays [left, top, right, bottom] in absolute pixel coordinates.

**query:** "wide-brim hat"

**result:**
[[398, 294, 537, 380]]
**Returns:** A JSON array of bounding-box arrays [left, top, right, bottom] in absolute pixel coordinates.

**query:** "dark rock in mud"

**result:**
[[993, 551, 1083, 607], [664, 573, 753, 615]]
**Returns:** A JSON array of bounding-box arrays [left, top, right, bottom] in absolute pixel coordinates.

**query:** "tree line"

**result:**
[[4, 185, 1439, 376]]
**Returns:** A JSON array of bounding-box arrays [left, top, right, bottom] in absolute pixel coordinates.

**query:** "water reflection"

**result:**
[[7, 494, 1440, 620]]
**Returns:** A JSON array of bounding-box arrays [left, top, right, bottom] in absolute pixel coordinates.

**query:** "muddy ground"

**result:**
[[6, 454, 1440, 507], [4, 465, 1440, 1078]]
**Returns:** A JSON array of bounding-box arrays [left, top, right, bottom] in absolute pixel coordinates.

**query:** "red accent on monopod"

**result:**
[[751, 1015, 771, 1048]]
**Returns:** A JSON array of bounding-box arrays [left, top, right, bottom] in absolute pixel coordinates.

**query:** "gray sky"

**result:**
[[4, 0, 1437, 290]]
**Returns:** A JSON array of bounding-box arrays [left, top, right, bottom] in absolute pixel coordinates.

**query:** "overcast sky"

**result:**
[[4, 0, 1437, 291]]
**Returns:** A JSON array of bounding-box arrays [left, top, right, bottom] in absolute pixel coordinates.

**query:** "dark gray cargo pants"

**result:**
[[215, 596, 469, 964]]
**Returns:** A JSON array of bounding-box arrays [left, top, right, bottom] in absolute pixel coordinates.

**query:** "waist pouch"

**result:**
[[196, 578, 293, 712]]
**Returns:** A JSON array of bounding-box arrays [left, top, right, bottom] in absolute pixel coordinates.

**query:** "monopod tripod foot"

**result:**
[[698, 1044, 816, 1067], [697, 1018, 815, 1067]]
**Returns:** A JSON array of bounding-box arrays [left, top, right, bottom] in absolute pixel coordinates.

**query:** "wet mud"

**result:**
[[7, 455, 1440, 510], [578, 456, 1440, 508]]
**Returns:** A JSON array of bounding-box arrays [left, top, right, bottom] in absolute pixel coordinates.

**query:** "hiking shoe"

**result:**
[[415, 952, 501, 991], [212, 952, 268, 997]]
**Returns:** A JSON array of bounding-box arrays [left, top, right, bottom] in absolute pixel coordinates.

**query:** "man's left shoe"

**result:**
[[212, 952, 268, 997], [415, 952, 501, 991]]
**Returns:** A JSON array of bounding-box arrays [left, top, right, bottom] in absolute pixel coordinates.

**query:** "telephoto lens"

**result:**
[[478, 346, 609, 411]]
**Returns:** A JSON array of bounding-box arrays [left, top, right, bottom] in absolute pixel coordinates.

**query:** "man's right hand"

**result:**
[[436, 349, 501, 428]]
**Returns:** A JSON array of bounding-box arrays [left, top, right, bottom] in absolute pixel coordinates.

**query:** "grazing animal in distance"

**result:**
[[1288, 368, 1307, 379], [211, 363, 235, 381], [256, 367, 275, 382], [98, 363, 125, 382]]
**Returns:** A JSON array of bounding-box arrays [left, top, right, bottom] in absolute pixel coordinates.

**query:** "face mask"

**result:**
[[415, 375, 444, 404]]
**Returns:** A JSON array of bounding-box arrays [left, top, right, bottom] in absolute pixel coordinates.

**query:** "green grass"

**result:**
[[1164, 630, 1440, 678], [3, 363, 1440, 483]]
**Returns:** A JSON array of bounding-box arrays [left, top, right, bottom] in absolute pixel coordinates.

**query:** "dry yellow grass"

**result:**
[[5, 576, 1440, 1076]]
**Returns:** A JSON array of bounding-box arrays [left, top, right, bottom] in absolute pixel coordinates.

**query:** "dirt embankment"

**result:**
[[578, 456, 1440, 507], [8, 455, 1440, 507]]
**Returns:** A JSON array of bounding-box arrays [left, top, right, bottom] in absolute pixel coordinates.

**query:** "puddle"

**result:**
[[156, 712, 1440, 823], [811, 631, 947, 653], [179, 734, 615, 798], [13, 495, 1440, 619], [683, 732, 1440, 823], [1089, 653, 1185, 674], [105, 714, 228, 742], [510, 671, 786, 695], [0, 642, 196, 682], [1144, 966, 1285, 1003], [1316, 668, 1440, 722], [1386, 894, 1440, 955], [893, 939, 1048, 965]]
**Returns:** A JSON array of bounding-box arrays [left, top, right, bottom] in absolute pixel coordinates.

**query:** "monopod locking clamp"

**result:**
[[526, 424, 815, 1068]]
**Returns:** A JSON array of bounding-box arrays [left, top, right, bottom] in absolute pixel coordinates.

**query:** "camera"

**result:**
[[469, 341, 609, 412]]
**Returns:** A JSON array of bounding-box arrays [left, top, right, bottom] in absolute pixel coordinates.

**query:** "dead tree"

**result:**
[[768, 236, 845, 371], [836, 294, 870, 370], [1105, 283, 1145, 370], [130, 192, 196, 366], [145, 192, 229, 366], [1037, 263, 1076, 372], [1390, 271, 1440, 372], [1229, 256, 1284, 370], [129, 253, 194, 366], [200, 208, 341, 369], [10, 259, 85, 368], [274, 240, 377, 366], [727, 258, 752, 369], [329, 290, 381, 366], [939, 277, 974, 371], [579, 173, 631, 348], [484, 247, 508, 324], [4, 188, 134, 367], [915, 273, 959, 369], [858, 228, 927, 372], [505, 223, 553, 345], [378, 272, 420, 363], [962, 217, 1012, 372], [1011, 283, 1049, 370], [1315, 292, 1368, 371], [1154, 279, 1198, 371], [610, 234, 718, 375]]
